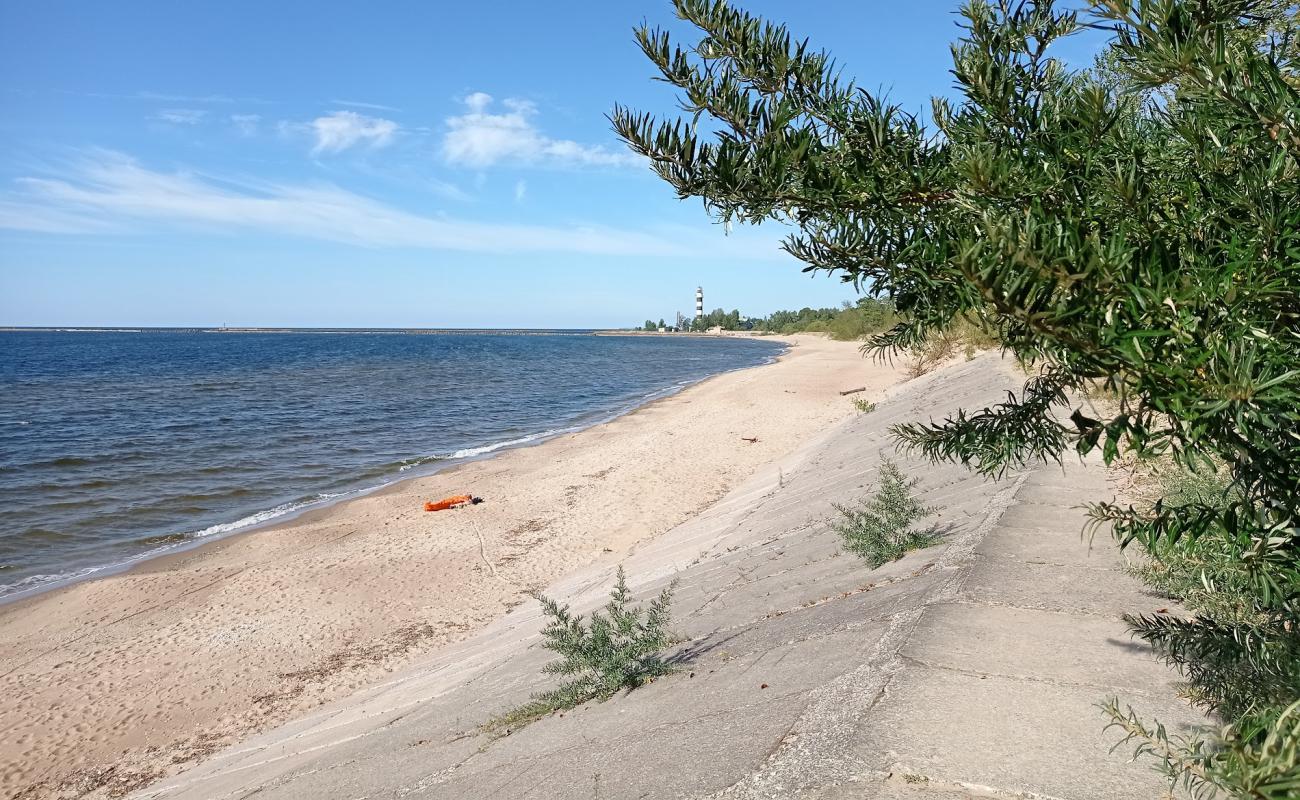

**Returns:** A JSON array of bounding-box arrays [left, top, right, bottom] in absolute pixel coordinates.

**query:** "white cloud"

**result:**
[[230, 114, 261, 136], [463, 91, 493, 114], [442, 93, 640, 169], [0, 150, 788, 261], [154, 108, 206, 125], [514, 179, 527, 202], [310, 111, 398, 155]]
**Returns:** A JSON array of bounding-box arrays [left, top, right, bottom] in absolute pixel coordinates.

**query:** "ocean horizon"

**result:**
[[0, 329, 784, 602]]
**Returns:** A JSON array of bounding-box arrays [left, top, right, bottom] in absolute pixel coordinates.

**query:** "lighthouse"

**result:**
[[695, 286, 704, 321]]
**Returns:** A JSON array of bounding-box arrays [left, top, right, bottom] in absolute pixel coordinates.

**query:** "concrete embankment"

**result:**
[[135, 353, 1205, 800]]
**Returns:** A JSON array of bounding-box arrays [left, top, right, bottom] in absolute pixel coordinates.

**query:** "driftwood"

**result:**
[[838, 387, 867, 396], [740, 436, 758, 443]]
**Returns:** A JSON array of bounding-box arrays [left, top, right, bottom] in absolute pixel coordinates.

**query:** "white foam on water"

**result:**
[[395, 427, 575, 470], [0, 538, 199, 602], [0, 491, 351, 603], [188, 492, 343, 538], [444, 428, 569, 460]]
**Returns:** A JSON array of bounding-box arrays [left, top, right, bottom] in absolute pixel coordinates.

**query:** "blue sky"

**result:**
[[0, 2, 1108, 328]]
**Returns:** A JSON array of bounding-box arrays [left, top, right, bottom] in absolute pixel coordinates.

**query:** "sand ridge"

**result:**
[[0, 334, 909, 799]]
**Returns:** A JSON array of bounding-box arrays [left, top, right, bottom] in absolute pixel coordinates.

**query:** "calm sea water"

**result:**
[[0, 330, 784, 600]]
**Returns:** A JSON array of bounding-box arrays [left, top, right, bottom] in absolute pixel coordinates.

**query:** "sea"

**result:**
[[0, 329, 785, 602]]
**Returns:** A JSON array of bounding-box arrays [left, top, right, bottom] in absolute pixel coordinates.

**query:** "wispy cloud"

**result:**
[[0, 197, 118, 234], [154, 108, 207, 125], [514, 179, 527, 202], [331, 99, 401, 112], [310, 111, 398, 155], [75, 90, 273, 105], [0, 150, 787, 260], [137, 91, 240, 104], [442, 92, 639, 169], [230, 113, 261, 136]]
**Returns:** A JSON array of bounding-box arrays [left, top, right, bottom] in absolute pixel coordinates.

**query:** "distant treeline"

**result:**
[[640, 298, 897, 340], [751, 298, 897, 340], [640, 308, 743, 332]]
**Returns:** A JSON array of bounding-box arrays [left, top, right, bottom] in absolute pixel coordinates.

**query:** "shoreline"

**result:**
[[1, 334, 911, 799], [0, 339, 787, 609], [591, 329, 781, 338]]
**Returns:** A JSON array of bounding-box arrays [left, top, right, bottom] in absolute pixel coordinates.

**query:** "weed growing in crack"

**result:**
[[832, 458, 936, 568], [483, 566, 678, 736]]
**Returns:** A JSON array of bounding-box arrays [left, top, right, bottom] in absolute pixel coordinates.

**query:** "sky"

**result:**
[[0, 2, 1109, 328]]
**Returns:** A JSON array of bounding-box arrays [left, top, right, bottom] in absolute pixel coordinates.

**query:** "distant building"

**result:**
[[695, 287, 704, 321]]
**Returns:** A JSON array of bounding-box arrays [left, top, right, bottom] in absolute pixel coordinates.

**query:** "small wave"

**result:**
[[393, 429, 569, 472], [37, 456, 98, 468], [186, 491, 349, 539], [444, 429, 568, 460], [134, 532, 188, 546], [0, 491, 356, 602], [16, 452, 152, 471], [641, 379, 692, 401], [74, 478, 115, 489], [0, 566, 114, 598], [8, 527, 73, 542], [396, 455, 445, 472], [189, 382, 241, 393], [188, 498, 319, 538], [180, 487, 254, 502]]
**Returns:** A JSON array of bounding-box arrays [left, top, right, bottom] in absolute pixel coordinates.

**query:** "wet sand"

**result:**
[[1, 334, 910, 799]]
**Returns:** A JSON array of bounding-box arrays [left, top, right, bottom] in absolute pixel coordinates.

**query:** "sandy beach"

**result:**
[[1, 334, 910, 799]]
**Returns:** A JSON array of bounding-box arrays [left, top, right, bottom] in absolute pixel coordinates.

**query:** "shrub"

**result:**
[[484, 567, 677, 735], [832, 459, 936, 568], [907, 319, 999, 375], [1105, 698, 1300, 800], [851, 397, 876, 414], [828, 300, 900, 341], [1124, 463, 1300, 723], [905, 328, 962, 377], [614, 1, 1300, 790]]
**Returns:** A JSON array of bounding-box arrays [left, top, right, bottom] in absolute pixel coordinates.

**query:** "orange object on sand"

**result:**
[[424, 494, 475, 512]]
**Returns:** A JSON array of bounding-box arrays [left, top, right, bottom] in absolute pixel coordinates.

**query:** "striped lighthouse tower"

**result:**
[[695, 286, 704, 322]]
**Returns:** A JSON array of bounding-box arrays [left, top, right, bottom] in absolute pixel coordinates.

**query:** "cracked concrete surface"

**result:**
[[132, 354, 1205, 800]]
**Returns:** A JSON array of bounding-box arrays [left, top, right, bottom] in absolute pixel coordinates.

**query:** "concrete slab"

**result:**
[[959, 557, 1166, 618], [848, 666, 1193, 800], [976, 524, 1124, 570], [902, 601, 1182, 697]]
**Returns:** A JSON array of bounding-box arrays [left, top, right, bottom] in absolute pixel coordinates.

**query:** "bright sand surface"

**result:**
[[1, 334, 909, 799]]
